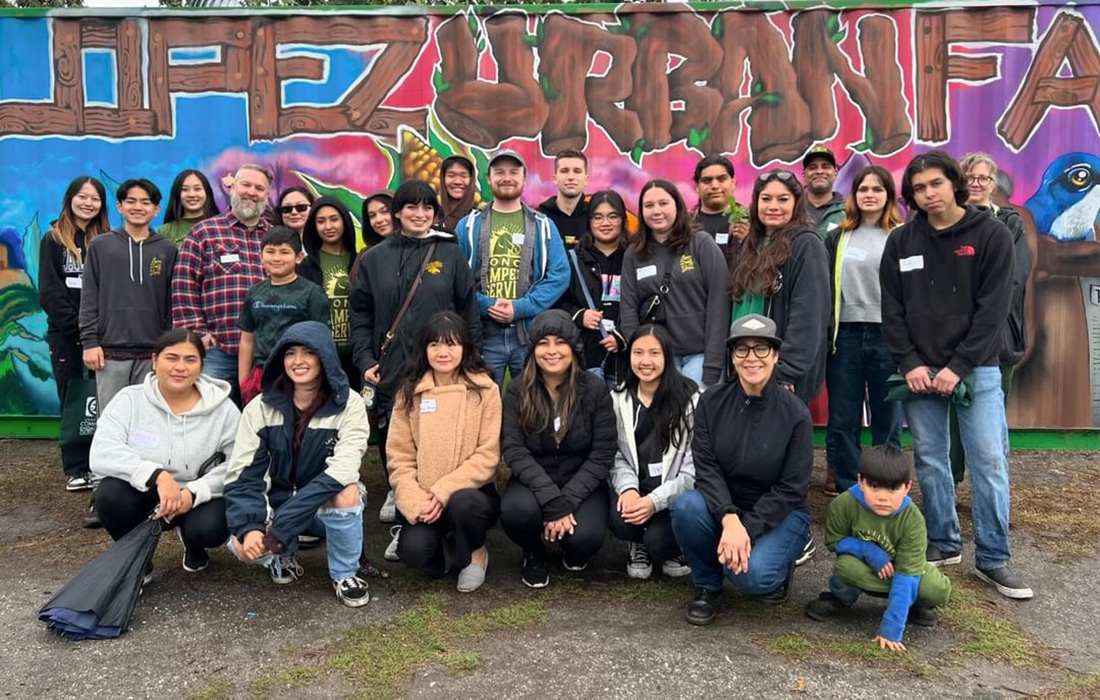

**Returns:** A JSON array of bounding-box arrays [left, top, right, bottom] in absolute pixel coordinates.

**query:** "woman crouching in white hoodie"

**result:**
[[91, 329, 240, 576]]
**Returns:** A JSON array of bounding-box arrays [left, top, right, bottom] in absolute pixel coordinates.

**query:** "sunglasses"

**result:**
[[279, 203, 310, 214], [757, 170, 797, 184]]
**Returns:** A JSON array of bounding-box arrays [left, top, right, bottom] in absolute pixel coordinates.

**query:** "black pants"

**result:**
[[397, 484, 500, 578], [95, 477, 229, 552], [48, 331, 91, 478], [500, 479, 609, 564], [608, 506, 680, 563]]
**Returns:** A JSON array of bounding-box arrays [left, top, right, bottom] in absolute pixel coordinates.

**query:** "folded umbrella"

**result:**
[[38, 517, 163, 640], [885, 370, 975, 407]]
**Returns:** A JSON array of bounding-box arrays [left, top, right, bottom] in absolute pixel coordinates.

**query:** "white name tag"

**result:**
[[600, 318, 616, 333], [130, 429, 161, 449], [900, 255, 924, 272], [846, 247, 868, 262], [636, 265, 657, 280], [65, 277, 83, 289], [715, 233, 729, 246], [553, 416, 561, 432], [420, 399, 437, 414], [511, 233, 525, 245], [647, 462, 663, 478], [220, 253, 240, 265]]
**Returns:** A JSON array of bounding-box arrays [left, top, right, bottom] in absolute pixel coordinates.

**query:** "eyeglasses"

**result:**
[[967, 175, 993, 186], [731, 344, 774, 359], [279, 203, 310, 214], [590, 214, 622, 223], [757, 170, 797, 184]]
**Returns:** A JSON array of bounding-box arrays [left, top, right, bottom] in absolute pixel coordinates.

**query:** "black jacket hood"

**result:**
[[261, 320, 350, 414], [302, 196, 357, 260], [527, 309, 585, 362]]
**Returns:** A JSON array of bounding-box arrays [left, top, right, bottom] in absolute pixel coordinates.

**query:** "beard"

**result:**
[[231, 193, 266, 221]]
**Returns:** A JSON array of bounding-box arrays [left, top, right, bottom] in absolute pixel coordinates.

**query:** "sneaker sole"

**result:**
[[795, 545, 816, 567], [66, 483, 94, 492], [522, 576, 550, 589], [974, 569, 1034, 600], [928, 554, 963, 568], [805, 605, 837, 622], [662, 566, 692, 578], [685, 611, 716, 626], [337, 593, 371, 607], [627, 566, 653, 580], [182, 557, 209, 573]]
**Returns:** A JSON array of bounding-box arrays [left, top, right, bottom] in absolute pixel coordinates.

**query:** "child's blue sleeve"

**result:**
[[834, 536, 892, 572], [879, 573, 921, 642]]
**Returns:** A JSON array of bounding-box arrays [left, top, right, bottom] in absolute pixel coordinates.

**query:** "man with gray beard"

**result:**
[[171, 164, 273, 394]]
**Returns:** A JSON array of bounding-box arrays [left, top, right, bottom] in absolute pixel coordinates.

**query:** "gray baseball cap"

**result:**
[[489, 148, 526, 169], [727, 314, 782, 349]]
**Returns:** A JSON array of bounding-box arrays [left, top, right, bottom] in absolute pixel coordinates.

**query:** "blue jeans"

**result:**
[[676, 353, 706, 389], [203, 346, 238, 384], [825, 323, 902, 491], [671, 490, 810, 594], [904, 366, 1011, 570], [482, 326, 526, 387]]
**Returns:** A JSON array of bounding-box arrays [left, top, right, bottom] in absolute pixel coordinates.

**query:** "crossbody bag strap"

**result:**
[[380, 241, 438, 361]]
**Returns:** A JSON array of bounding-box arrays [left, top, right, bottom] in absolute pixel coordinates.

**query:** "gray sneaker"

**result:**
[[268, 555, 304, 585], [975, 566, 1034, 600], [457, 551, 488, 593]]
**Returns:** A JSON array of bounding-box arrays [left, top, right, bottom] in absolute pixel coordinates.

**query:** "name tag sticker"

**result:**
[[846, 247, 868, 262], [715, 233, 730, 246], [900, 255, 924, 272], [600, 318, 616, 333], [511, 233, 525, 246], [220, 253, 240, 265], [130, 429, 161, 449], [553, 416, 561, 432], [420, 399, 437, 414], [647, 462, 663, 478], [65, 277, 83, 289], [636, 265, 657, 280]]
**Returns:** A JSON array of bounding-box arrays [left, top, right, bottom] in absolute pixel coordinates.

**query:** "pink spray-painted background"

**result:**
[[2, 4, 1100, 427]]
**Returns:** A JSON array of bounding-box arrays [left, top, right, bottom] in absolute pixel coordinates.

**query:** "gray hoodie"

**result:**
[[90, 373, 240, 506]]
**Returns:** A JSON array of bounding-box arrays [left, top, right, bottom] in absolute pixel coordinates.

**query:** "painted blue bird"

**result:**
[[1025, 152, 1100, 242]]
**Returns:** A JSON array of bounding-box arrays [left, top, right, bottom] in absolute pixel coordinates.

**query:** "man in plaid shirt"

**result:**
[[171, 164, 273, 391]]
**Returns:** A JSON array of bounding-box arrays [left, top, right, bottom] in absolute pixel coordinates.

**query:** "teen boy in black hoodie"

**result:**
[[879, 150, 1032, 600], [537, 149, 589, 250]]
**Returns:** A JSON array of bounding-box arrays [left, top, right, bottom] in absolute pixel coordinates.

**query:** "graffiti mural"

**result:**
[[2, 2, 1100, 427]]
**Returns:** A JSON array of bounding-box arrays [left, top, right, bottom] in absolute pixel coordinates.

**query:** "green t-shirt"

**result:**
[[318, 250, 351, 351], [730, 293, 767, 325], [485, 209, 524, 300], [238, 276, 331, 366], [159, 218, 202, 246]]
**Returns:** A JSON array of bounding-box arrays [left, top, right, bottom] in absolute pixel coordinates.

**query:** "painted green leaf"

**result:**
[[832, 29, 846, 44], [636, 24, 649, 40], [864, 124, 877, 149], [629, 137, 647, 165], [759, 93, 782, 105], [751, 79, 765, 97], [297, 172, 367, 225], [540, 74, 560, 100], [536, 17, 545, 42], [688, 127, 701, 148], [427, 130, 452, 160], [826, 12, 840, 35], [432, 67, 451, 94], [711, 18, 723, 39], [523, 33, 539, 47], [469, 147, 493, 204], [476, 37, 486, 52], [466, 13, 479, 39], [609, 17, 631, 35]]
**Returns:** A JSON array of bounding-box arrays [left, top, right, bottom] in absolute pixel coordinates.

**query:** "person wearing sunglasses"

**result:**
[[274, 187, 315, 239], [671, 314, 813, 625]]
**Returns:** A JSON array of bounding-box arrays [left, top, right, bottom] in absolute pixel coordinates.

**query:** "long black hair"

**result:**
[[163, 169, 220, 224], [153, 328, 205, 364], [274, 186, 315, 227], [396, 311, 493, 413], [622, 324, 697, 453]]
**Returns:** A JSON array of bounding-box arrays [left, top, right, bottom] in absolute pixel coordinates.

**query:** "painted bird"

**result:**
[[1025, 152, 1100, 241]]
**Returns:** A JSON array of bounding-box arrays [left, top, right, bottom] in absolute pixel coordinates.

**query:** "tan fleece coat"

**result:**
[[386, 371, 502, 522]]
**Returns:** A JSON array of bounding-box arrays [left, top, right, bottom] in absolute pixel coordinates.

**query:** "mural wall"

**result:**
[[2, 2, 1100, 427]]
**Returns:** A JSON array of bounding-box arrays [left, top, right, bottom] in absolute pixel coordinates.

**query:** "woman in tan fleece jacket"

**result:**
[[386, 311, 502, 592]]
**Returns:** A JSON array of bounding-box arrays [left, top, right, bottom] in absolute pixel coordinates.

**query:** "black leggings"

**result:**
[[608, 505, 680, 563], [48, 331, 91, 478], [397, 484, 500, 578], [500, 480, 609, 564], [95, 477, 229, 552]]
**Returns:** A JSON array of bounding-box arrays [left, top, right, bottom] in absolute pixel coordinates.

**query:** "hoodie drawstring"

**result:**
[[128, 238, 134, 283], [127, 238, 146, 284]]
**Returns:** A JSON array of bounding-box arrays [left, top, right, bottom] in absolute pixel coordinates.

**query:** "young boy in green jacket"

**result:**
[[806, 445, 951, 651]]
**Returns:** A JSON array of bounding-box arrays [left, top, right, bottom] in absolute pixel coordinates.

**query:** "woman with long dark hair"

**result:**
[[609, 324, 699, 580], [499, 310, 617, 588], [160, 170, 220, 245], [619, 180, 729, 388], [728, 170, 830, 404], [274, 186, 314, 238], [823, 165, 904, 495], [39, 176, 111, 496], [555, 189, 628, 386], [386, 311, 501, 591], [224, 321, 371, 607]]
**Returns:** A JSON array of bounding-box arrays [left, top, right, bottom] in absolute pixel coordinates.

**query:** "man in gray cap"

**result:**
[[457, 149, 570, 386]]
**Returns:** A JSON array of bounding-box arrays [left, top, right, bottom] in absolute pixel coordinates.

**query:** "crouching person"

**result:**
[[223, 321, 371, 608], [91, 329, 239, 577], [806, 445, 951, 650]]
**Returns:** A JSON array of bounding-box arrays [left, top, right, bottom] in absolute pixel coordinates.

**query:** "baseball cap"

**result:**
[[727, 314, 782, 349], [801, 146, 837, 169], [489, 149, 526, 169]]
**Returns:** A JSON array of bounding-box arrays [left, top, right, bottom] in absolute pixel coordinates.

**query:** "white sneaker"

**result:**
[[627, 542, 652, 580], [379, 490, 396, 523], [662, 555, 692, 578], [333, 575, 371, 607], [384, 525, 402, 562], [795, 536, 816, 567], [268, 555, 304, 585]]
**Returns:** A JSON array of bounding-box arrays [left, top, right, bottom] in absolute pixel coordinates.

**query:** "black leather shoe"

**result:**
[[685, 587, 721, 626]]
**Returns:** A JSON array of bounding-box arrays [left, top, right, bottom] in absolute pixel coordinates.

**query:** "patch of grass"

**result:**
[[327, 592, 547, 699], [276, 666, 321, 688], [1010, 462, 1100, 562], [761, 631, 934, 675], [766, 632, 813, 654], [941, 580, 1043, 666], [1041, 672, 1100, 699], [189, 682, 234, 700]]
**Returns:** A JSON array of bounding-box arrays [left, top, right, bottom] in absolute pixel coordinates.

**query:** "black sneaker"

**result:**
[[759, 562, 794, 605], [805, 592, 848, 621], [561, 555, 588, 572], [795, 536, 816, 567], [176, 529, 209, 572], [685, 587, 721, 626], [908, 605, 938, 627], [975, 566, 1034, 600], [926, 544, 962, 567], [81, 497, 102, 529], [521, 551, 550, 589], [66, 472, 96, 492], [298, 533, 323, 550], [333, 575, 371, 608]]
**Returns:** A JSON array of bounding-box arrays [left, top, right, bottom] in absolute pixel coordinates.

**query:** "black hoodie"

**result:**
[[538, 195, 590, 250], [38, 226, 87, 337], [298, 196, 357, 285], [880, 205, 1014, 378], [553, 241, 627, 379]]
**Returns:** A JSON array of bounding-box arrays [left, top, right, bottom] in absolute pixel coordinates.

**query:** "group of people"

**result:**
[[37, 142, 1032, 649]]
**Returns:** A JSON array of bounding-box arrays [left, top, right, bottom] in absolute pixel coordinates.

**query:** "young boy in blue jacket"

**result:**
[[806, 445, 951, 650]]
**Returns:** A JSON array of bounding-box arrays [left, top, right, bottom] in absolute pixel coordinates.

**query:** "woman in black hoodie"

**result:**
[[500, 309, 618, 589], [554, 190, 628, 387], [299, 196, 359, 390], [39, 176, 111, 493]]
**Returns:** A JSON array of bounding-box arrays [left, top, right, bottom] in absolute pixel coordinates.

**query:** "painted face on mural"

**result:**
[[489, 160, 525, 202], [443, 163, 472, 200], [118, 185, 160, 228], [803, 157, 838, 196], [696, 164, 735, 214], [967, 162, 996, 206], [279, 191, 312, 232], [231, 169, 270, 223], [855, 173, 888, 218], [314, 206, 345, 248], [757, 181, 795, 232], [71, 182, 103, 226], [179, 174, 207, 218], [641, 186, 677, 235], [589, 202, 623, 246], [367, 199, 393, 237], [552, 157, 587, 198], [909, 168, 956, 216], [397, 202, 435, 237]]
